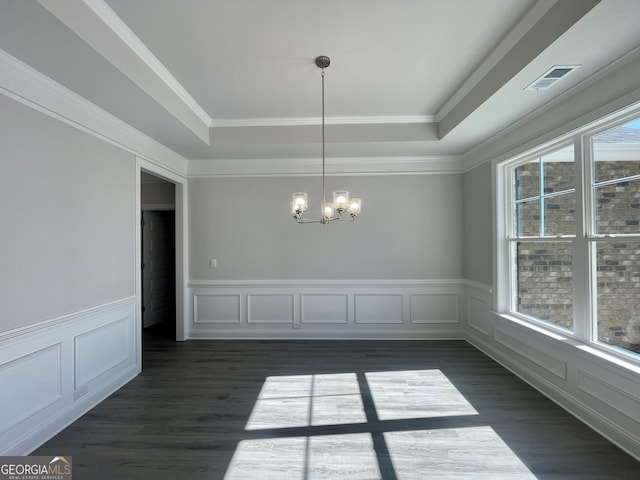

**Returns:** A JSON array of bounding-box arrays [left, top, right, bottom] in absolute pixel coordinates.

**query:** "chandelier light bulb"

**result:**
[[333, 190, 349, 213], [323, 203, 335, 220], [291, 192, 308, 215], [349, 198, 362, 217]]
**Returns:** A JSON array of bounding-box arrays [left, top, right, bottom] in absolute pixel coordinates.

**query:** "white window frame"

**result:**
[[495, 105, 640, 364], [501, 141, 578, 335]]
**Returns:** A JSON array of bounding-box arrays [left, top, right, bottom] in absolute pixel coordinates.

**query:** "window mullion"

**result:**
[[495, 161, 512, 313], [539, 157, 545, 237], [571, 136, 592, 341]]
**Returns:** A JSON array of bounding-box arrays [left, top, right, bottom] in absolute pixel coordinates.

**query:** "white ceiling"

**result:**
[[2, 0, 640, 169]]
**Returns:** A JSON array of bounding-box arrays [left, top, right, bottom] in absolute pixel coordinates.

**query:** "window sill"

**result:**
[[492, 311, 640, 377], [493, 312, 573, 341]]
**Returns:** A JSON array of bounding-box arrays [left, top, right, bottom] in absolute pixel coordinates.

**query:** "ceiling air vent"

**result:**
[[525, 65, 580, 91]]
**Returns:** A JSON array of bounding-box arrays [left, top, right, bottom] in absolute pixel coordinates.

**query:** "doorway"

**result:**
[[141, 210, 176, 337], [140, 171, 177, 344]]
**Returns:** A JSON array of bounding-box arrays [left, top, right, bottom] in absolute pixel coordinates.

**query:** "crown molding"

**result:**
[[81, 0, 212, 128], [188, 155, 463, 178], [435, 0, 557, 122], [0, 48, 460, 178], [37, 0, 210, 143], [461, 45, 640, 172], [0, 48, 188, 177], [187, 279, 466, 287], [210, 115, 436, 128]]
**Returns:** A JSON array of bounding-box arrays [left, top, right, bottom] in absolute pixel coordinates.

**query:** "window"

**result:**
[[509, 145, 575, 331], [591, 120, 640, 355], [498, 112, 640, 359]]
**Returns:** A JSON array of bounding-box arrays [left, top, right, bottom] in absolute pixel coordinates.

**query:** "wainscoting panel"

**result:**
[[467, 293, 491, 336], [188, 280, 466, 339], [409, 293, 459, 324], [301, 294, 348, 324], [247, 294, 294, 324], [0, 297, 139, 455], [577, 370, 640, 422], [194, 293, 241, 324], [494, 326, 567, 380], [0, 344, 62, 433], [463, 281, 640, 461], [74, 317, 133, 393], [354, 294, 403, 324]]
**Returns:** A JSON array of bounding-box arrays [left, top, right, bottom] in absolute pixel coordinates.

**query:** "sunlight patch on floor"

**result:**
[[384, 426, 537, 479], [224, 433, 381, 480], [365, 369, 479, 420], [231, 370, 537, 479], [224, 436, 307, 480], [246, 373, 367, 430]]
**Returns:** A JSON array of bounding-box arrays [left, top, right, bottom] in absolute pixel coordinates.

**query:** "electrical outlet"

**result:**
[[210, 258, 217, 268]]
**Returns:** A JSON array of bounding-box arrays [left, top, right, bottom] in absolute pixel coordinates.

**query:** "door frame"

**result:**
[[136, 157, 188, 350]]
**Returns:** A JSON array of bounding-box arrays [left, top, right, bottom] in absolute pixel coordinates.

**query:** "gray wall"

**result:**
[[463, 162, 493, 285], [0, 95, 135, 333], [189, 174, 463, 280]]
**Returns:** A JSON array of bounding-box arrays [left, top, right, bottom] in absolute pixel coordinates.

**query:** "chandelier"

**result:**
[[291, 56, 362, 224]]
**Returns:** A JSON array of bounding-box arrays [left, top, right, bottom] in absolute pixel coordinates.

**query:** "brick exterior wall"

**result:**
[[515, 161, 640, 354]]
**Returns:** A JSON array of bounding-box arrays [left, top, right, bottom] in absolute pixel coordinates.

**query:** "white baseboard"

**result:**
[[0, 297, 140, 455]]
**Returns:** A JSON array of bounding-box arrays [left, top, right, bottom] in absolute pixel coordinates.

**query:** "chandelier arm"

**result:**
[[295, 215, 344, 224], [294, 217, 323, 224]]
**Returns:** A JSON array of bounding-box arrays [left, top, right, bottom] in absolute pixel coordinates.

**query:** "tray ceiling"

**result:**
[[1, 0, 640, 168]]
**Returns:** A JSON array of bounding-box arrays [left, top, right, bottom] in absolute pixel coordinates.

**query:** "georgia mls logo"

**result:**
[[49, 457, 71, 475], [0, 456, 72, 479]]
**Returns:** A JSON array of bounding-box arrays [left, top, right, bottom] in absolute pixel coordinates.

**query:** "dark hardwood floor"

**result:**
[[34, 323, 639, 479]]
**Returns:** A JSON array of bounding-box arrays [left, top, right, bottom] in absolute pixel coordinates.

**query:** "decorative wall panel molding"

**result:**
[[0, 297, 139, 456], [577, 370, 640, 422], [193, 293, 241, 324], [494, 326, 567, 380], [465, 295, 640, 460], [409, 293, 459, 324], [467, 294, 490, 336], [188, 280, 465, 339], [247, 294, 294, 324], [354, 294, 403, 324], [301, 294, 348, 324], [74, 317, 133, 392], [0, 344, 62, 433]]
